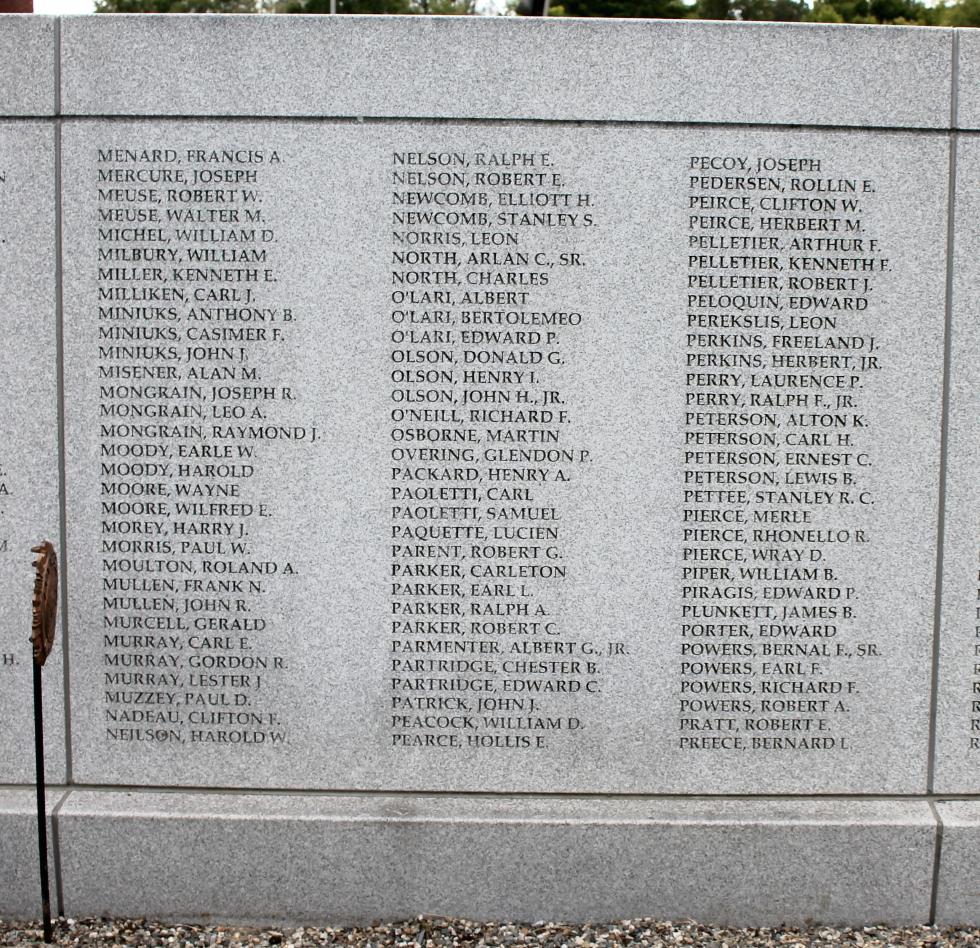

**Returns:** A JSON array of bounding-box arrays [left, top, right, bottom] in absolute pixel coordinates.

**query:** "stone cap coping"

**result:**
[[955, 29, 980, 130], [0, 15, 56, 116], [58, 15, 956, 128]]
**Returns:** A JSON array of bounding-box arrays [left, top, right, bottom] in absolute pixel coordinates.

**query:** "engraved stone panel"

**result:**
[[62, 120, 945, 793], [0, 122, 64, 784], [935, 134, 980, 793]]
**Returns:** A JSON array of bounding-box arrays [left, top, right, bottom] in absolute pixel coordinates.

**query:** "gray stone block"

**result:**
[[935, 801, 980, 925], [0, 788, 66, 921], [956, 30, 980, 130], [0, 16, 56, 117], [934, 134, 980, 794], [0, 16, 970, 930], [62, 119, 946, 794], [59, 17, 952, 128], [57, 791, 936, 927], [0, 122, 65, 785]]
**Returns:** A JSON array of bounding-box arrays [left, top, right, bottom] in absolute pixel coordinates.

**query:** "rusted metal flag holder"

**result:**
[[31, 540, 57, 944]]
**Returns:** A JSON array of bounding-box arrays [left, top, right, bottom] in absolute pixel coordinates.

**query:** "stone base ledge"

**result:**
[[34, 790, 940, 927], [935, 802, 980, 925], [0, 787, 65, 920], [13, 789, 975, 927]]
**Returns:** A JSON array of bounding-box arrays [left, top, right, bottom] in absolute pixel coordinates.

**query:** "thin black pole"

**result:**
[[33, 661, 52, 944]]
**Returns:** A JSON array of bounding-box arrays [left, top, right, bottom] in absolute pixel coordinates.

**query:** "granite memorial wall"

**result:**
[[0, 11, 978, 926]]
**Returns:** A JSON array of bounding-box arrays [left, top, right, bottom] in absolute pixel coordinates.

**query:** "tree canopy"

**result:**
[[93, 0, 980, 29], [95, 0, 474, 11], [547, 0, 975, 26], [94, 0, 257, 10]]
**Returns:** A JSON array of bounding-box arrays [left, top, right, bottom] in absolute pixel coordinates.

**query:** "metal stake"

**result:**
[[32, 661, 52, 943], [30, 540, 58, 945]]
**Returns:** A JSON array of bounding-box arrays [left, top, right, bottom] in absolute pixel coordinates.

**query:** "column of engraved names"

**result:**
[[96, 145, 305, 750], [387, 148, 620, 753], [681, 152, 887, 754]]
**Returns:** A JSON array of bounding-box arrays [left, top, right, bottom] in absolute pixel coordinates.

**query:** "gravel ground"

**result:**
[[2, 917, 980, 948]]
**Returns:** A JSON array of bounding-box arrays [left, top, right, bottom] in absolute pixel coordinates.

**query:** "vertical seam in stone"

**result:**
[[49, 786, 71, 918], [53, 15, 73, 788], [928, 799, 945, 925], [927, 31, 959, 796]]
